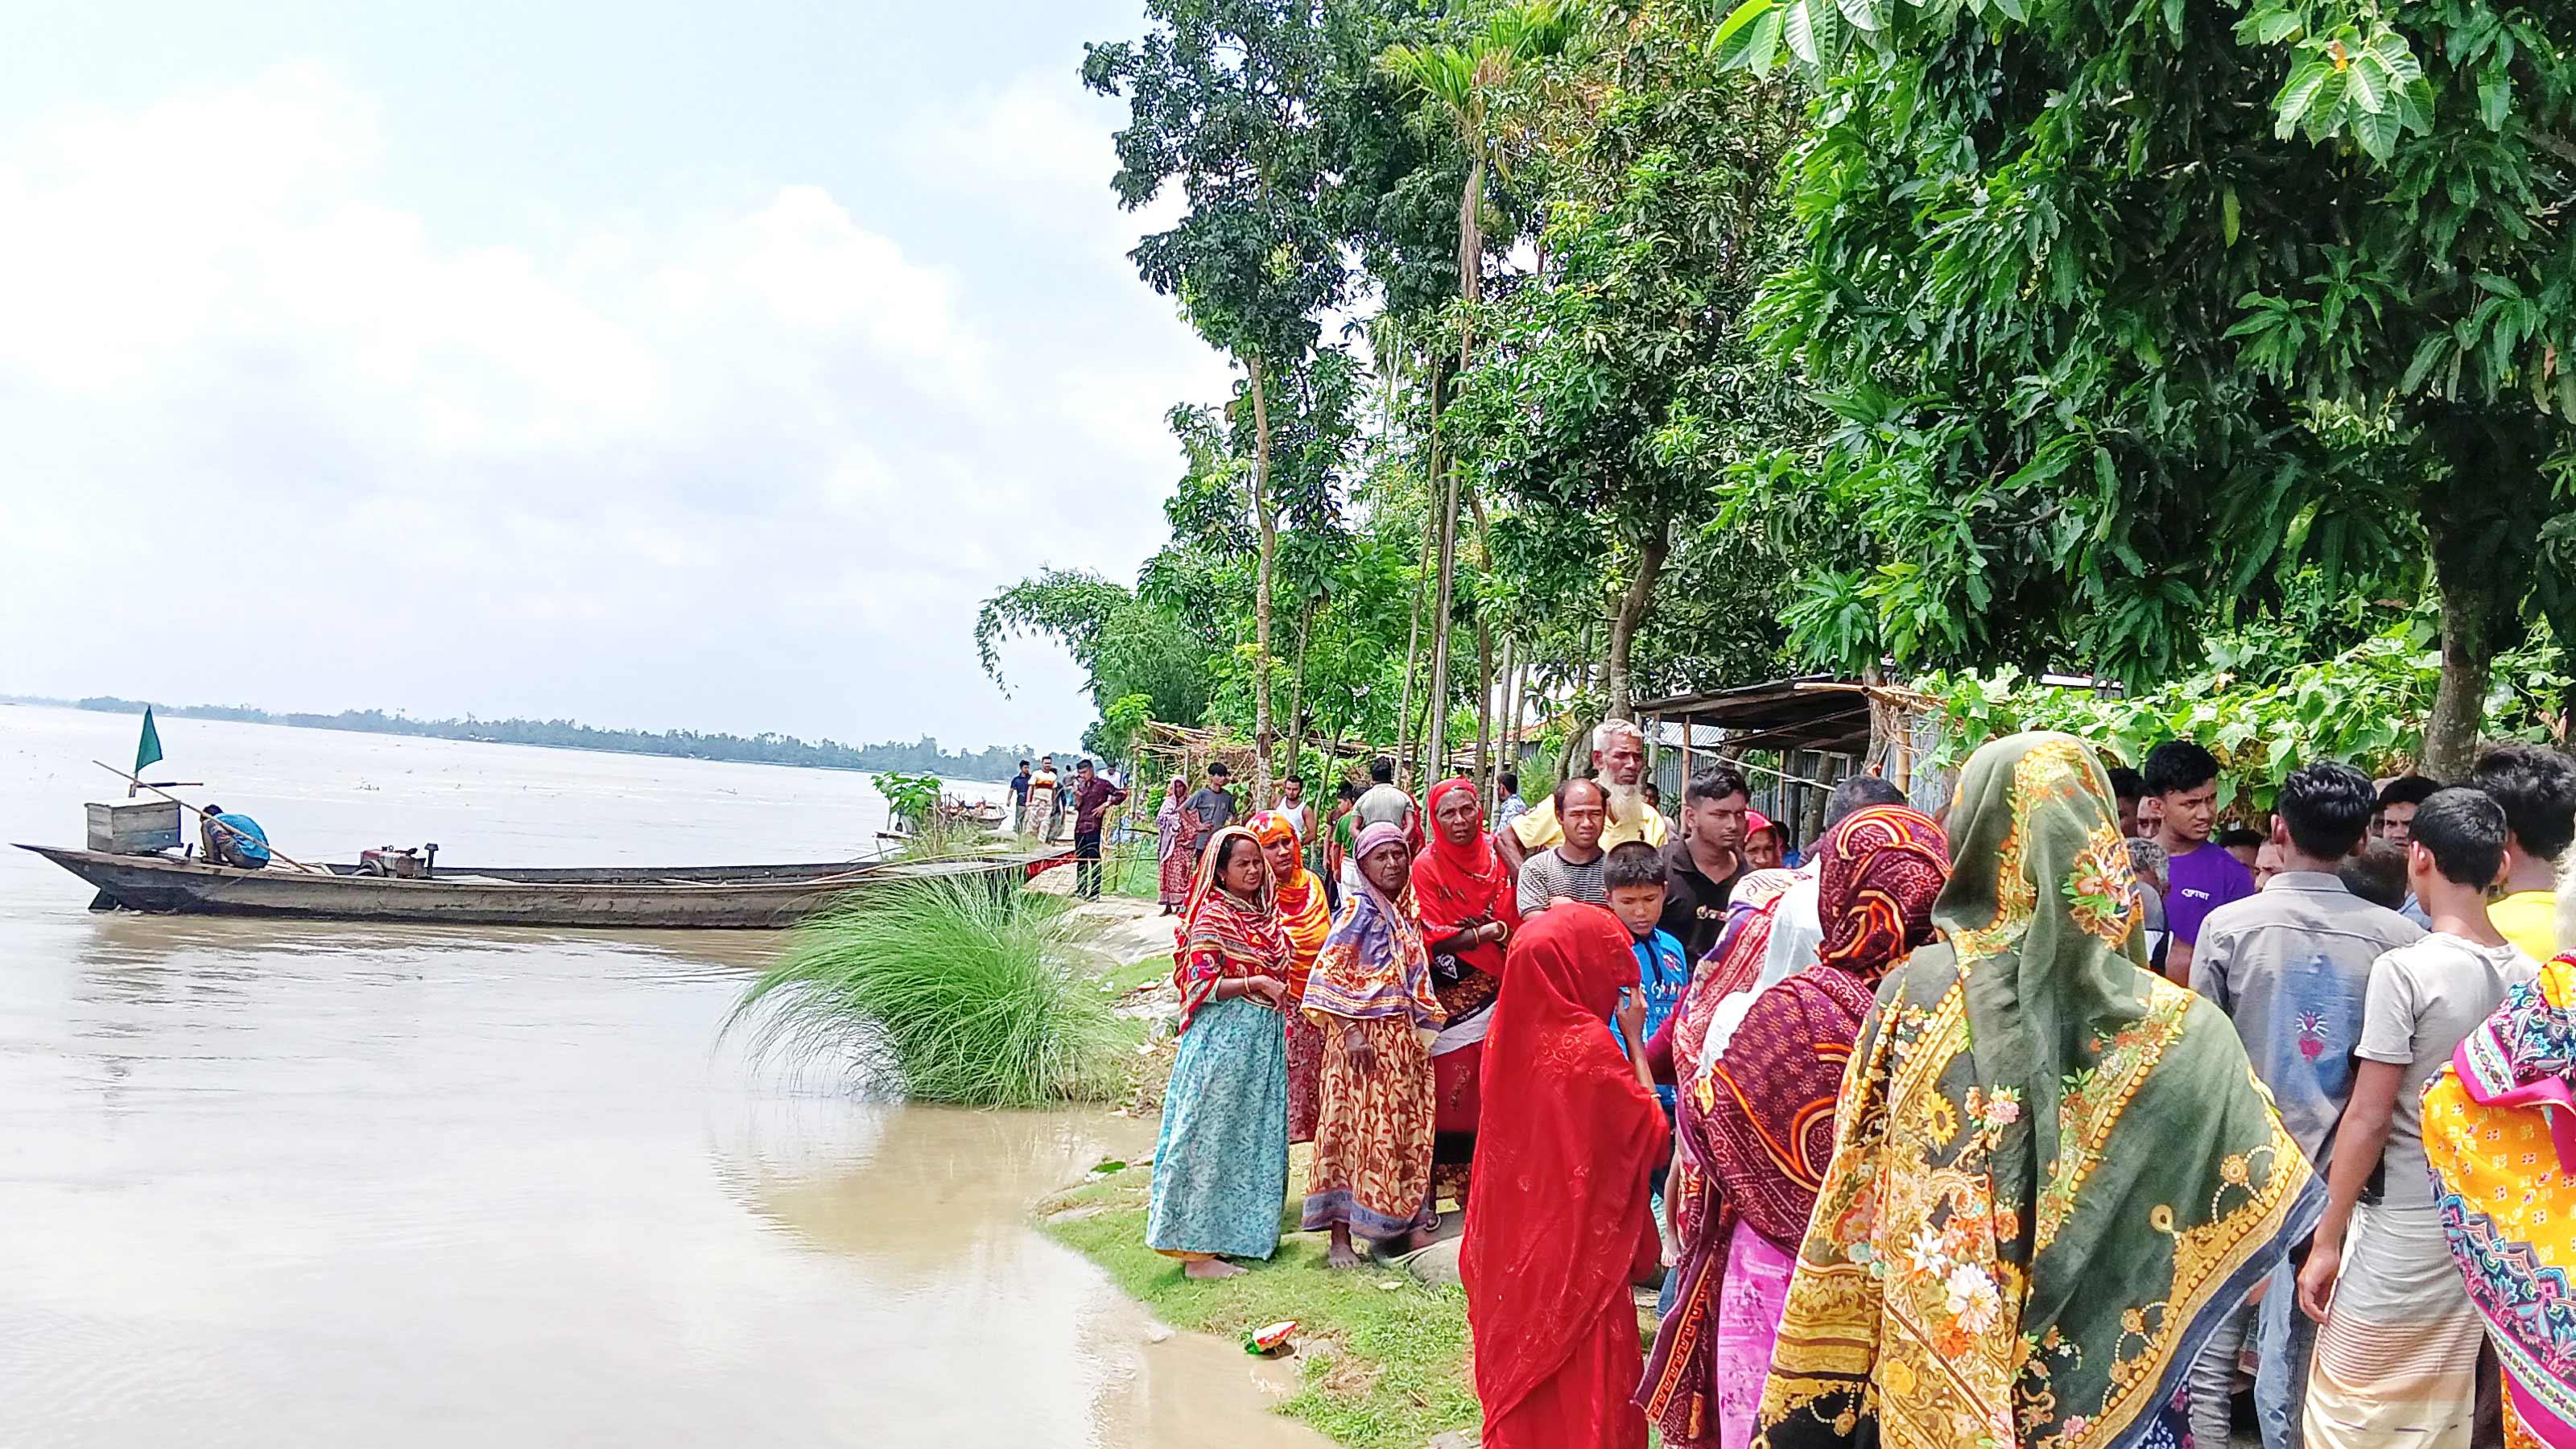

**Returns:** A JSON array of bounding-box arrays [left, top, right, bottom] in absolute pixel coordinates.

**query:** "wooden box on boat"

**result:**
[[86, 799, 183, 856]]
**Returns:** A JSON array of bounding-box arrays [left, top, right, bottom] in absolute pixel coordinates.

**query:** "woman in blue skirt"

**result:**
[[1149, 825, 1293, 1278]]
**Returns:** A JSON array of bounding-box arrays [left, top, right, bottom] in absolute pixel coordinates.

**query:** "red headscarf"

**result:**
[[1251, 809, 1331, 998], [1411, 777, 1519, 977], [1463, 906, 1668, 1428], [1171, 825, 1290, 1032]]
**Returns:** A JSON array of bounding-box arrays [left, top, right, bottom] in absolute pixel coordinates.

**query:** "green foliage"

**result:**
[[727, 881, 1125, 1108], [975, 568, 1216, 737], [1920, 619, 2569, 817], [869, 770, 946, 830]]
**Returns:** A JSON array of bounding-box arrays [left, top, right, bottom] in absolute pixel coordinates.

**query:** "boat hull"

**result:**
[[15, 845, 1063, 929]]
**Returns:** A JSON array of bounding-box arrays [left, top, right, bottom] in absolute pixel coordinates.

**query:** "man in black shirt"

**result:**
[[1659, 767, 1752, 960]]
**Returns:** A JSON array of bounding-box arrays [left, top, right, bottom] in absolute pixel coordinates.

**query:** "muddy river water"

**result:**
[[0, 705, 1324, 1447]]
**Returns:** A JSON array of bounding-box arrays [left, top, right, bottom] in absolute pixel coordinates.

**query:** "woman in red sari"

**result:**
[[1253, 809, 1333, 1144], [1410, 776, 1520, 1208], [1464, 905, 1669, 1449]]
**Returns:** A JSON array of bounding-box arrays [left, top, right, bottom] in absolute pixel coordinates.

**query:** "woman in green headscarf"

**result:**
[[1757, 733, 2322, 1449]]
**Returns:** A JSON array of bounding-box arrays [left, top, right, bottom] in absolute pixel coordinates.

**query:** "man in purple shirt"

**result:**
[[2146, 739, 2257, 985]]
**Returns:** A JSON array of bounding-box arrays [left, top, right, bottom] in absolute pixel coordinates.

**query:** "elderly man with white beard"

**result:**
[[1497, 719, 1670, 873]]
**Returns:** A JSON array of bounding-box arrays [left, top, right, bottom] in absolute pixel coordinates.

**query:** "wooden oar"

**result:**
[[89, 761, 323, 874]]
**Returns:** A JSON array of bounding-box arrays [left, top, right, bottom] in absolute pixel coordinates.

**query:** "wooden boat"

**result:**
[[16, 844, 1069, 930]]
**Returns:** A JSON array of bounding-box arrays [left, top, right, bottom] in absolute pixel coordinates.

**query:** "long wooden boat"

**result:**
[[16, 844, 1068, 929]]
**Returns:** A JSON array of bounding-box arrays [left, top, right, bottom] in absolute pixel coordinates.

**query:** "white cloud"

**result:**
[[0, 60, 1225, 748]]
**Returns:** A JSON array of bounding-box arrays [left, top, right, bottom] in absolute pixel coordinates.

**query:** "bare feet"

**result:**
[[1325, 1224, 1364, 1269], [1183, 1257, 1245, 1280]]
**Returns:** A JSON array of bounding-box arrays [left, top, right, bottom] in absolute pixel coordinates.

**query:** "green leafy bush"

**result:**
[[726, 881, 1125, 1108]]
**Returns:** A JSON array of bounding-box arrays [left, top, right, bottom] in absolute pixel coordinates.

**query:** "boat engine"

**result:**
[[358, 843, 439, 879]]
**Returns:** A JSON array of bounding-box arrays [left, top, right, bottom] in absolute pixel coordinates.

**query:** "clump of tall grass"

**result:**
[[727, 879, 1126, 1108]]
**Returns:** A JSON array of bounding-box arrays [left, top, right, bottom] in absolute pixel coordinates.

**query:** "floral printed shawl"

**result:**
[[2425, 956, 2576, 1449], [1758, 733, 2322, 1449], [1173, 825, 1291, 1033]]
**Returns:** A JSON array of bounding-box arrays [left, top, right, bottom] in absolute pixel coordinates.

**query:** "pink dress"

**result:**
[[1715, 1220, 1797, 1449]]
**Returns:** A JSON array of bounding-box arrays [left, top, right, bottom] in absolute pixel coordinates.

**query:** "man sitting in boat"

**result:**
[[199, 806, 274, 869]]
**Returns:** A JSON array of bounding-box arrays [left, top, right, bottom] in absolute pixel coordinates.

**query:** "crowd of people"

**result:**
[[1139, 719, 2576, 1449]]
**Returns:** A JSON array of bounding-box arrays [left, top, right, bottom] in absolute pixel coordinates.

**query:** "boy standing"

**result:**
[[1604, 841, 1689, 1116], [2146, 739, 2257, 985], [2299, 788, 2538, 1449], [2467, 743, 2576, 962], [2186, 762, 2423, 1449]]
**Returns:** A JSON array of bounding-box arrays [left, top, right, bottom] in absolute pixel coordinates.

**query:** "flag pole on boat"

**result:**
[[130, 707, 162, 798], [89, 760, 319, 874]]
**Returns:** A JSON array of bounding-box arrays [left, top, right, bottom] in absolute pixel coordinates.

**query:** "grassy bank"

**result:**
[[728, 880, 1126, 1106], [1038, 1157, 1479, 1449]]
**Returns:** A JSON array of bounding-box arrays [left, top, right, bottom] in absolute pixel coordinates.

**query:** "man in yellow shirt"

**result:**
[[1497, 720, 1669, 871], [2470, 742, 2576, 960]]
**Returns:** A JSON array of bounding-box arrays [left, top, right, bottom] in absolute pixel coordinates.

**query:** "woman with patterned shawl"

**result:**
[[1253, 809, 1334, 1144], [1654, 868, 1800, 1089], [1411, 776, 1520, 1208], [1639, 806, 1950, 1449], [1302, 822, 1446, 1266], [2425, 953, 2576, 1449], [1146, 826, 1293, 1279], [1154, 775, 1193, 914], [1757, 733, 2322, 1449], [1463, 905, 1668, 1449]]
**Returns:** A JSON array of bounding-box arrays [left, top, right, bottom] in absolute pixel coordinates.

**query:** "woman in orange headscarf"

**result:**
[[1253, 809, 1333, 1144], [1464, 906, 1669, 1449]]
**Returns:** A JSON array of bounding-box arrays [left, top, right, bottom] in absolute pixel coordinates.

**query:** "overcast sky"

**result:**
[[0, 0, 1232, 752]]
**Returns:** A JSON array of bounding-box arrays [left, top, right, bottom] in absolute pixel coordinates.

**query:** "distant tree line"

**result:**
[[45, 696, 1051, 783]]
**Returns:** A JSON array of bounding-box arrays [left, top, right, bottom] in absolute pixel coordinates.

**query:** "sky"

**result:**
[[0, 0, 1234, 753]]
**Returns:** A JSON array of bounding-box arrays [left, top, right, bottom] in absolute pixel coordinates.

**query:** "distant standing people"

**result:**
[[1658, 769, 1751, 962], [1344, 756, 1415, 893], [2146, 738, 2256, 985], [2371, 773, 2441, 844], [1323, 778, 1361, 905], [1277, 775, 1315, 844], [1518, 778, 1611, 917], [1067, 759, 1126, 902], [1741, 811, 1784, 871], [1495, 771, 1530, 832], [1185, 762, 1238, 859], [1604, 841, 1689, 1123], [1757, 733, 2318, 1449], [2108, 764, 2147, 838], [1022, 756, 1059, 837], [1300, 822, 1445, 1266], [1641, 801, 1949, 1449], [1008, 760, 1032, 820], [1147, 828, 1292, 1279], [1253, 810, 1332, 1146], [199, 805, 273, 869], [1411, 776, 1520, 1212], [2468, 742, 2576, 963], [1499, 720, 1669, 871], [1463, 906, 1666, 1449], [1154, 775, 1192, 915], [2184, 761, 2422, 1449], [1641, 782, 1665, 817], [2300, 786, 2537, 1449]]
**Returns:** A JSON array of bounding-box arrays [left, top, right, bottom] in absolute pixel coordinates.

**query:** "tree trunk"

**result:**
[[1492, 634, 1516, 807], [1281, 592, 1319, 791], [1426, 365, 1459, 785], [2425, 574, 2496, 781], [1247, 353, 1276, 808], [1393, 488, 1431, 789], [1604, 523, 1674, 722]]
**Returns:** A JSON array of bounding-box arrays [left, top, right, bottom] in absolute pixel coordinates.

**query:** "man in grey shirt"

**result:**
[[2185, 762, 2422, 1449], [2297, 787, 2537, 1449], [1184, 762, 1238, 860], [1517, 777, 1610, 917]]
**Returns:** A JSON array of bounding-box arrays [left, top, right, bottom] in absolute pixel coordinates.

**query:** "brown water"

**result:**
[[0, 705, 1324, 1447]]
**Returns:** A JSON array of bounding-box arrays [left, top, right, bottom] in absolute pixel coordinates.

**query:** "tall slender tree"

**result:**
[[1087, 0, 1350, 806]]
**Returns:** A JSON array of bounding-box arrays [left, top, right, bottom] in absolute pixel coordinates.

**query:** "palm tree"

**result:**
[[1381, 0, 1573, 790]]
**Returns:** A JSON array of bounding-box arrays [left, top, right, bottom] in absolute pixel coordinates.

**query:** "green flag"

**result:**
[[134, 707, 163, 776]]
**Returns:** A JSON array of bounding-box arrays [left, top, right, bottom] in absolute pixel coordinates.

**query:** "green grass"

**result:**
[[1038, 1160, 1480, 1449], [726, 880, 1126, 1107]]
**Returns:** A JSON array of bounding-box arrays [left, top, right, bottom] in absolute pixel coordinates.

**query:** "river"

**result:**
[[0, 705, 1324, 1447]]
